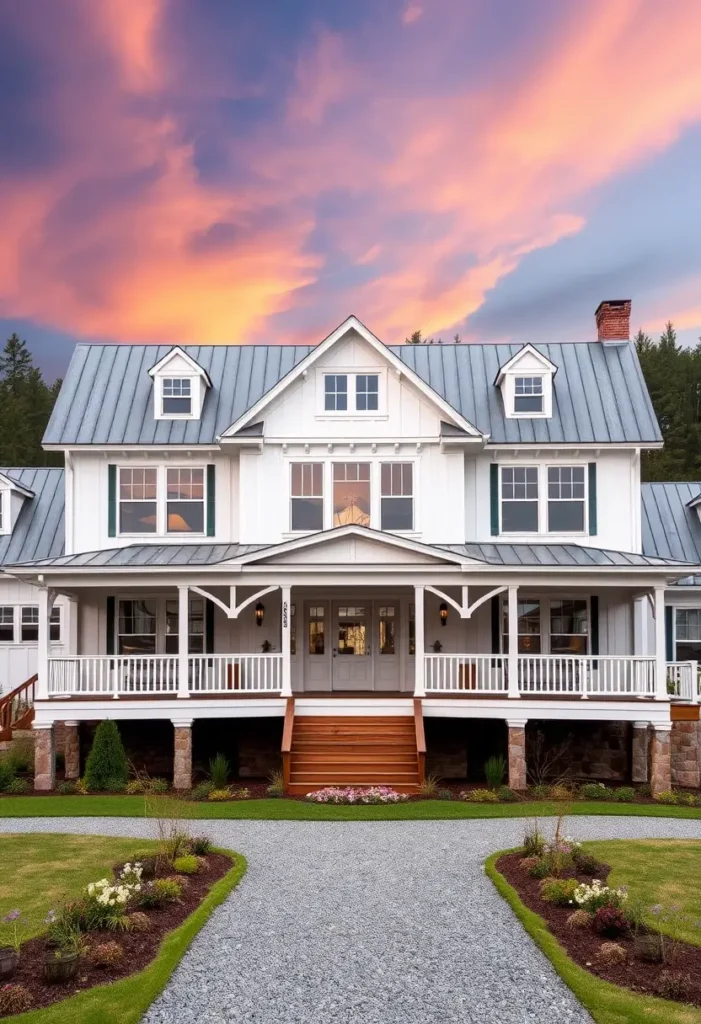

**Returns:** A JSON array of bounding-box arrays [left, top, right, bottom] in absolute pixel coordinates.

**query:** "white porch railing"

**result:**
[[188, 654, 283, 693], [516, 655, 656, 697], [424, 654, 506, 693], [666, 661, 700, 702], [48, 656, 178, 696]]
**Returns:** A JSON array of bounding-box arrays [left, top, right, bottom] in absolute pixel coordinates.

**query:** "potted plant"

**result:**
[[43, 945, 79, 983], [0, 910, 26, 978], [0, 946, 17, 980]]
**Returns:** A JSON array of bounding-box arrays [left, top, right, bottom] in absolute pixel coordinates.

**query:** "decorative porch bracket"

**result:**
[[424, 584, 507, 619], [189, 584, 279, 619]]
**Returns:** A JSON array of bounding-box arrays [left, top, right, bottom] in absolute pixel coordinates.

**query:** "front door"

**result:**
[[332, 602, 373, 690], [374, 601, 400, 691]]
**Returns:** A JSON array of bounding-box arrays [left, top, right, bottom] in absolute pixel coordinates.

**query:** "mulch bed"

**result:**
[[497, 852, 701, 1006], [0, 852, 232, 1016]]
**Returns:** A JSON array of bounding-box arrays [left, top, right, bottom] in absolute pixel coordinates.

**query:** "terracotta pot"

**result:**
[[0, 946, 18, 978], [43, 949, 78, 983]]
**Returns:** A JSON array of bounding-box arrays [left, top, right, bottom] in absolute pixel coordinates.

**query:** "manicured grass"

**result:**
[[0, 834, 159, 939], [588, 839, 701, 947], [7, 846, 246, 1024], [1, 794, 701, 820], [486, 849, 701, 1024]]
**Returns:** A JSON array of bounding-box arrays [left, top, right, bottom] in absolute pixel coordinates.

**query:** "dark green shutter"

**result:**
[[491, 595, 501, 653], [205, 599, 214, 654], [588, 463, 597, 536], [107, 465, 117, 538], [206, 465, 216, 537], [590, 595, 599, 657], [490, 464, 499, 536], [106, 597, 115, 655], [665, 606, 674, 661]]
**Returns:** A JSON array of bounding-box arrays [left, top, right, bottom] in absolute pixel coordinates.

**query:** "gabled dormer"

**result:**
[[0, 472, 34, 536], [494, 344, 557, 419], [148, 347, 212, 421]]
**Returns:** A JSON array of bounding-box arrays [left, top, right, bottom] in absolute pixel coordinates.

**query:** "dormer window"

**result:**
[[162, 378, 192, 415], [514, 377, 543, 413]]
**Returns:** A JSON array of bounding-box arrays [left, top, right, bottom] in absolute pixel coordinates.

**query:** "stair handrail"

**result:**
[[281, 696, 295, 793], [413, 698, 426, 786], [0, 674, 38, 734]]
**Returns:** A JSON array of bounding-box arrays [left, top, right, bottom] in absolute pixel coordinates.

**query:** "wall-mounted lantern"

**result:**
[[255, 601, 265, 627], [439, 602, 448, 627]]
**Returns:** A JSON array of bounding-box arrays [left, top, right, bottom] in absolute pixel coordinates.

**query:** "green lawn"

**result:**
[[487, 840, 701, 1024], [0, 794, 701, 820]]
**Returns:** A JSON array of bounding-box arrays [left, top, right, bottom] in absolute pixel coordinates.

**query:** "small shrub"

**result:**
[[566, 909, 592, 930], [572, 850, 605, 877], [208, 788, 231, 802], [209, 753, 230, 789], [678, 792, 699, 807], [529, 784, 550, 800], [138, 878, 182, 909], [7, 737, 34, 773], [229, 787, 250, 800], [521, 824, 546, 859], [497, 786, 518, 803], [129, 853, 157, 879], [190, 781, 215, 802], [266, 770, 285, 798], [57, 780, 79, 795], [528, 859, 551, 880], [634, 933, 664, 963], [483, 755, 506, 790], [172, 854, 199, 875], [653, 789, 679, 805], [637, 783, 652, 798], [656, 970, 694, 1002], [84, 721, 129, 792], [127, 912, 150, 932], [579, 782, 612, 801], [541, 849, 575, 878], [596, 941, 627, 967], [0, 984, 33, 1014], [75, 778, 89, 795], [611, 786, 635, 803], [548, 783, 573, 802], [540, 878, 579, 906], [593, 906, 630, 937], [126, 779, 146, 795], [461, 788, 498, 803], [418, 774, 440, 798], [573, 880, 628, 914], [190, 835, 213, 856], [89, 940, 124, 968], [0, 757, 16, 792], [4, 777, 31, 795]]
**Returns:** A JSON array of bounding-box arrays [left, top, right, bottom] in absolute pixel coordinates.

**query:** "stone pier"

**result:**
[[671, 720, 701, 789], [507, 721, 527, 791], [631, 722, 649, 784], [33, 725, 55, 791], [173, 720, 193, 791], [650, 724, 672, 797]]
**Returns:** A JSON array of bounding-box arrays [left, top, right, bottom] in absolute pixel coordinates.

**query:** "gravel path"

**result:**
[[2, 815, 700, 1023]]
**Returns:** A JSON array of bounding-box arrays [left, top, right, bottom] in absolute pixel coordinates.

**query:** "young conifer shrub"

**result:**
[[84, 721, 129, 792]]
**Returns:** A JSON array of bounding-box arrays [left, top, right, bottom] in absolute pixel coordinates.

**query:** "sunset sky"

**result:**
[[2, 0, 701, 380]]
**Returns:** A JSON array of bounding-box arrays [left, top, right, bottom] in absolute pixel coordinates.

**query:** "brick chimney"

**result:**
[[595, 299, 631, 341]]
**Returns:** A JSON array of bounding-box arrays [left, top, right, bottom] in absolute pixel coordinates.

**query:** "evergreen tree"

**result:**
[[84, 720, 129, 792], [0, 333, 60, 467]]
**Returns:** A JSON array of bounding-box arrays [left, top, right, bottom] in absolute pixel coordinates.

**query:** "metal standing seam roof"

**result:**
[[437, 542, 692, 568], [43, 339, 662, 447], [0, 468, 65, 565], [642, 482, 701, 585]]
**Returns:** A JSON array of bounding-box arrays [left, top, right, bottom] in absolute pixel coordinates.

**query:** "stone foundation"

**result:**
[[671, 720, 701, 789], [631, 723, 649, 783], [173, 724, 193, 790], [507, 725, 527, 790], [650, 726, 672, 797], [33, 726, 55, 791], [63, 722, 80, 780], [526, 721, 630, 782]]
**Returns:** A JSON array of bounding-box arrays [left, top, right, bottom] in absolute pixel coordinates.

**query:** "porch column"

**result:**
[[650, 722, 672, 796], [653, 586, 668, 701], [33, 723, 55, 791], [671, 720, 701, 789], [177, 585, 190, 699], [36, 586, 51, 701], [506, 718, 528, 790], [63, 720, 80, 780], [631, 721, 649, 783], [414, 585, 425, 697], [281, 586, 292, 697], [172, 718, 193, 790], [507, 584, 520, 698]]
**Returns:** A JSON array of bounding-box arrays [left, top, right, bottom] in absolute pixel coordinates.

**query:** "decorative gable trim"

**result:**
[[148, 347, 212, 386], [148, 347, 211, 421], [493, 344, 558, 385], [495, 344, 557, 420], [219, 315, 485, 440], [0, 472, 34, 499]]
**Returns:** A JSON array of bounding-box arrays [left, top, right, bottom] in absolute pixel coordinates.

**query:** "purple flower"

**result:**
[[3, 911, 20, 923]]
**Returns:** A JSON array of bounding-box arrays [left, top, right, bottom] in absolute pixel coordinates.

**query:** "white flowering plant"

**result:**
[[82, 866, 143, 929], [573, 879, 628, 914]]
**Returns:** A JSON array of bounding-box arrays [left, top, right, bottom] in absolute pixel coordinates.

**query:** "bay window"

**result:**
[[290, 463, 323, 531], [380, 463, 413, 530]]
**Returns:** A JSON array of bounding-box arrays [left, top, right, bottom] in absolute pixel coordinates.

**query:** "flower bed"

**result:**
[[0, 837, 233, 1017], [305, 786, 409, 804], [496, 838, 701, 1007]]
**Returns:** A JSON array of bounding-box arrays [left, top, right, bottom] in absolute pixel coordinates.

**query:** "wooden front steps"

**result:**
[[0, 675, 36, 743], [284, 706, 424, 795]]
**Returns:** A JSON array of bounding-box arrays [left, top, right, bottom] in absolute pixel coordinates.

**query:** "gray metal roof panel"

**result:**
[[0, 469, 64, 564], [6, 541, 269, 569], [44, 340, 661, 446], [438, 541, 691, 567], [641, 483, 701, 581]]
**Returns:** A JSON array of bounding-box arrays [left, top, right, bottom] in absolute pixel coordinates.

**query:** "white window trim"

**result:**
[[117, 465, 207, 539], [0, 605, 61, 646], [315, 367, 388, 419], [289, 461, 324, 534], [500, 595, 591, 655], [502, 370, 553, 419], [499, 463, 588, 537], [154, 374, 202, 421]]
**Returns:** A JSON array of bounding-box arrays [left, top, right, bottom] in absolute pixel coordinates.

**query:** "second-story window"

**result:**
[[514, 376, 543, 413], [356, 374, 379, 411], [333, 463, 370, 526], [324, 374, 347, 411], [162, 378, 192, 415], [119, 468, 158, 534], [290, 463, 323, 531], [548, 466, 586, 532], [166, 468, 204, 533], [500, 466, 538, 532], [380, 463, 413, 530]]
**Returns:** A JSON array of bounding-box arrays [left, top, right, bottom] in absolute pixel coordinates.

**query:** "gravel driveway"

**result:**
[[2, 815, 700, 1023]]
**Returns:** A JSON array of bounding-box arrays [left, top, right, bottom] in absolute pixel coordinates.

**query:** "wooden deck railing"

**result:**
[[0, 674, 37, 739]]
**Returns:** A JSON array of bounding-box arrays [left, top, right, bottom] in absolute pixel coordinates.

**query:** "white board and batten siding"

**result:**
[[0, 579, 68, 693]]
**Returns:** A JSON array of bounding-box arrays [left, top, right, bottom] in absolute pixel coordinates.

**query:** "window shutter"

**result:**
[[205, 599, 214, 654], [590, 595, 599, 656], [106, 596, 115, 655], [491, 595, 501, 653], [665, 606, 674, 662], [588, 463, 597, 536], [108, 465, 117, 538], [490, 464, 499, 536], [206, 465, 216, 537]]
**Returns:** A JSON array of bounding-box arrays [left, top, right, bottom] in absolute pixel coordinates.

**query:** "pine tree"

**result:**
[[84, 720, 129, 792], [0, 333, 60, 467]]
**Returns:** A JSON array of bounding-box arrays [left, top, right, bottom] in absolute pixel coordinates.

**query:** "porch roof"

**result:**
[[642, 481, 701, 585]]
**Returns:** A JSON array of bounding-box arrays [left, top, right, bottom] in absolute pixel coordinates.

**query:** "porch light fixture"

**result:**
[[439, 602, 448, 627], [255, 601, 265, 627]]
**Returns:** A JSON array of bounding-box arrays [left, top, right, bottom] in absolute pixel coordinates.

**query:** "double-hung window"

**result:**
[[500, 467, 539, 532], [20, 607, 39, 643], [165, 597, 205, 654], [324, 375, 347, 411], [290, 463, 323, 531], [117, 599, 157, 655], [550, 599, 588, 654], [502, 599, 541, 653], [548, 467, 586, 532], [675, 609, 701, 661], [166, 468, 204, 533], [514, 377, 543, 413], [162, 378, 192, 415], [355, 374, 379, 411], [333, 463, 370, 526], [380, 463, 413, 530], [0, 607, 13, 643], [119, 468, 158, 534]]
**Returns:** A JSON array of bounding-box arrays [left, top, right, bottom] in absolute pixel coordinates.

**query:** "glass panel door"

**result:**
[[332, 602, 373, 690]]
